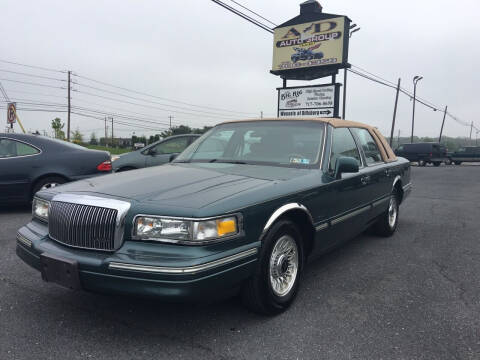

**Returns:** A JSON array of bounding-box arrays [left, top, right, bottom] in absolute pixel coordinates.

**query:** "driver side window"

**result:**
[[329, 128, 361, 171], [152, 137, 189, 155]]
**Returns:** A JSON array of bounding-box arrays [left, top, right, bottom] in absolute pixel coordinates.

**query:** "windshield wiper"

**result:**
[[208, 159, 247, 164]]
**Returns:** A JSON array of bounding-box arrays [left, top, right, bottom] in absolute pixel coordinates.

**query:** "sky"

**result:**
[[1, 0, 479, 140]]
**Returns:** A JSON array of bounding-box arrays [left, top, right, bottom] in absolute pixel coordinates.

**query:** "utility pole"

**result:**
[[469, 121, 473, 143], [389, 78, 401, 146], [260, 111, 263, 119], [168, 115, 174, 130], [104, 117, 108, 147], [438, 105, 448, 143], [411, 75, 423, 143], [111, 117, 114, 147], [67, 71, 71, 141], [342, 68, 347, 119], [397, 129, 401, 148]]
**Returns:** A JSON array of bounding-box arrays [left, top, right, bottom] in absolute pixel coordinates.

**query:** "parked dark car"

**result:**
[[0, 133, 111, 203], [450, 146, 480, 165], [394, 142, 449, 166], [17, 118, 411, 315], [112, 134, 200, 172]]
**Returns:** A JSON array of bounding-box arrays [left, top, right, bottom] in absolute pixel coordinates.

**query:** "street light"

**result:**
[[343, 25, 360, 119], [410, 75, 423, 143]]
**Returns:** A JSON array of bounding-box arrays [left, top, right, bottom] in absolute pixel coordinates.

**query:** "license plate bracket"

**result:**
[[40, 253, 81, 290]]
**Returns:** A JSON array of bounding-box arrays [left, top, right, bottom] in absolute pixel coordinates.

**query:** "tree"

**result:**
[[72, 128, 83, 143], [51, 117, 65, 139], [90, 132, 98, 145]]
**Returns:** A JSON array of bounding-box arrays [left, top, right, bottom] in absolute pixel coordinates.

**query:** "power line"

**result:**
[[72, 80, 247, 118], [3, 88, 67, 99], [0, 78, 65, 90], [228, 0, 278, 27], [72, 89, 248, 120], [0, 69, 66, 82], [0, 59, 65, 73], [71, 73, 257, 116], [71, 111, 168, 132], [210, 0, 274, 34]]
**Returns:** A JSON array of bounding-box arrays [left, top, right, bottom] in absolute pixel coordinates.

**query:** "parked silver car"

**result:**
[[112, 134, 200, 172]]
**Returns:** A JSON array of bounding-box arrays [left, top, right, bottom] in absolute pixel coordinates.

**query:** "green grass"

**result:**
[[83, 144, 131, 154]]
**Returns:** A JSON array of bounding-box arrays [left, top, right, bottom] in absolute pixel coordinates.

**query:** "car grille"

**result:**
[[48, 201, 119, 251]]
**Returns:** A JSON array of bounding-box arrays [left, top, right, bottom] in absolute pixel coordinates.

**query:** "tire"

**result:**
[[445, 159, 452, 165], [418, 160, 426, 167], [373, 191, 399, 237], [433, 162, 441, 167], [32, 176, 67, 197], [242, 219, 304, 315]]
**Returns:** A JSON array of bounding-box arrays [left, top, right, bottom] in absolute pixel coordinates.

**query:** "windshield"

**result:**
[[174, 120, 325, 168]]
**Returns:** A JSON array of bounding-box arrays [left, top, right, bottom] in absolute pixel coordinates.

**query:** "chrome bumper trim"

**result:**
[[108, 248, 258, 275], [16, 233, 32, 247], [372, 197, 390, 208], [331, 205, 370, 225], [315, 222, 328, 231]]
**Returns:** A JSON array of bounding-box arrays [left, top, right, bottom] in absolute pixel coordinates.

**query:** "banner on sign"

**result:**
[[277, 84, 340, 118]]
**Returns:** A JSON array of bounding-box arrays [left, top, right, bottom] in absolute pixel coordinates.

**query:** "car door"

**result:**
[[0, 137, 41, 202], [145, 136, 191, 167], [316, 127, 369, 251], [350, 127, 391, 220]]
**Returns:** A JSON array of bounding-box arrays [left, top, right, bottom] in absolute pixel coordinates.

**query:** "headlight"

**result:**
[[133, 215, 240, 244], [32, 198, 50, 222]]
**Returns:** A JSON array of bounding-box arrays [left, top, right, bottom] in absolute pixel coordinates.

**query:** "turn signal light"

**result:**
[[97, 160, 112, 172]]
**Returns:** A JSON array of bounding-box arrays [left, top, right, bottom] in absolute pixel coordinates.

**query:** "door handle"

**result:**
[[361, 175, 370, 185], [385, 169, 391, 177]]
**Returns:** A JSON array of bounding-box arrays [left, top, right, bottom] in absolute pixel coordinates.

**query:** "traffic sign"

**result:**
[[7, 103, 16, 124]]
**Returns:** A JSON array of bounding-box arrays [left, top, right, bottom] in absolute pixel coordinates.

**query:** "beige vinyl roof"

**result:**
[[220, 117, 397, 162]]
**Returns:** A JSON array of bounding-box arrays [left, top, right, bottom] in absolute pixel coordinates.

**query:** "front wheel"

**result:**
[[373, 192, 399, 237], [418, 160, 426, 167], [242, 219, 304, 315]]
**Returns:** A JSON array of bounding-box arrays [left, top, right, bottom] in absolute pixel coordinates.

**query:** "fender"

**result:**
[[262, 203, 314, 236]]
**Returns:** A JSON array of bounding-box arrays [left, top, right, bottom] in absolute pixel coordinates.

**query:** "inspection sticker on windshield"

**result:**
[[290, 157, 310, 164]]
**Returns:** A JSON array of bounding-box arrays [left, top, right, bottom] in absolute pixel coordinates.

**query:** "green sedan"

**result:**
[[16, 118, 411, 315]]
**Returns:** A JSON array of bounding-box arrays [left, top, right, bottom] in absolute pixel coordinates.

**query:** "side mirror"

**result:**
[[334, 156, 359, 180], [169, 153, 178, 162], [147, 148, 157, 156]]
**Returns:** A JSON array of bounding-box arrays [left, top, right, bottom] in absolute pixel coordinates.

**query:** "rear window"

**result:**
[[0, 138, 40, 158]]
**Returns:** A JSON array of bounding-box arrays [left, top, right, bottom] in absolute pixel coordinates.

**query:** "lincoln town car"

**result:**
[[16, 118, 411, 315]]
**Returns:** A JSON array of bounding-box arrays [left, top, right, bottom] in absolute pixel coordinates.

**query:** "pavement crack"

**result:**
[[431, 260, 470, 309]]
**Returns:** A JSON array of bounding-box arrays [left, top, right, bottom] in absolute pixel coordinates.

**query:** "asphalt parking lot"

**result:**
[[1, 166, 479, 360]]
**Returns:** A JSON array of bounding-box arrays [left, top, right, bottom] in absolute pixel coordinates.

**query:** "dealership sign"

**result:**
[[270, 2, 350, 80], [277, 84, 340, 118]]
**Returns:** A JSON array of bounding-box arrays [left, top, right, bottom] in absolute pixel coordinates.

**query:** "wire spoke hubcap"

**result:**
[[388, 196, 398, 228], [269, 235, 299, 297]]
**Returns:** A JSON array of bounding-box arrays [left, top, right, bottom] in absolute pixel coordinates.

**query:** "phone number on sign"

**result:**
[[278, 58, 338, 69]]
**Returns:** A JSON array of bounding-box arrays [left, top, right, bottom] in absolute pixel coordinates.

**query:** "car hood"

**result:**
[[44, 163, 312, 210]]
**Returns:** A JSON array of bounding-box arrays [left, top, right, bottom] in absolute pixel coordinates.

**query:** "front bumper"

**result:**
[[16, 221, 259, 302]]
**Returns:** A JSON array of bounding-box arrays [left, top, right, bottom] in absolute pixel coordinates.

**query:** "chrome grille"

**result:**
[[49, 201, 118, 251]]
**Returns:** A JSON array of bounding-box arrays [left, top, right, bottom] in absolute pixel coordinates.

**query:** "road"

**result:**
[[1, 166, 479, 360]]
